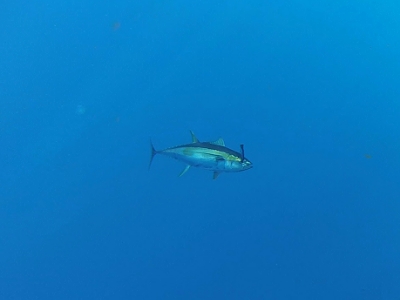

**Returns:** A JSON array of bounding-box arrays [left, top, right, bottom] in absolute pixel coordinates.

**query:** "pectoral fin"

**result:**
[[213, 172, 220, 179], [179, 165, 191, 177]]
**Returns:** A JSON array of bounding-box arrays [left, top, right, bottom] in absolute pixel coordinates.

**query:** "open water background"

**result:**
[[1, 1, 399, 299]]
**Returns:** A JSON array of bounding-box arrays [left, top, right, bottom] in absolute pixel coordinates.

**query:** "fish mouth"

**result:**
[[244, 164, 253, 170]]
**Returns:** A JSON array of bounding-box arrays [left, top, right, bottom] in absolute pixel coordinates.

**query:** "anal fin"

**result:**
[[179, 165, 191, 177]]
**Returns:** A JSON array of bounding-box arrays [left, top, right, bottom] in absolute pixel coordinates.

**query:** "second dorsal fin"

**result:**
[[190, 130, 199, 143]]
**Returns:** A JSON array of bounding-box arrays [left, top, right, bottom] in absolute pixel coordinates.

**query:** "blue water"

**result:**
[[1, 1, 399, 299]]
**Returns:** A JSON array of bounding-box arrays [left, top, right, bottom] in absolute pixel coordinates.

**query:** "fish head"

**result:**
[[237, 144, 252, 171], [229, 157, 252, 171], [241, 158, 253, 170]]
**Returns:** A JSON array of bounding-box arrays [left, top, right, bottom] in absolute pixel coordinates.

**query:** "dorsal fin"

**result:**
[[210, 137, 225, 146], [190, 130, 199, 143]]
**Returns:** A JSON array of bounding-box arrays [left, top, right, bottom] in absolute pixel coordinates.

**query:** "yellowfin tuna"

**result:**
[[149, 131, 252, 179]]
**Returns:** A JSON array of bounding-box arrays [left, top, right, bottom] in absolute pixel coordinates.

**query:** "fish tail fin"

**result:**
[[148, 139, 158, 170]]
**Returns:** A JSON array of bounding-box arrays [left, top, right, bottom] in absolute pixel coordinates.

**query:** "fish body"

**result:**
[[149, 131, 252, 179]]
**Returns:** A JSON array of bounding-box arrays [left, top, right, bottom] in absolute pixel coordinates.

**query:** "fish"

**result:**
[[149, 131, 252, 179]]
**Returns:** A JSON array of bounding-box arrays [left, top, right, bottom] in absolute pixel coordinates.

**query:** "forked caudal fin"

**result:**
[[148, 140, 158, 170]]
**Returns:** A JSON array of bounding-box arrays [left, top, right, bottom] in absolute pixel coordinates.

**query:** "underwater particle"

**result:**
[[112, 21, 121, 30], [76, 104, 86, 115], [364, 154, 372, 159]]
